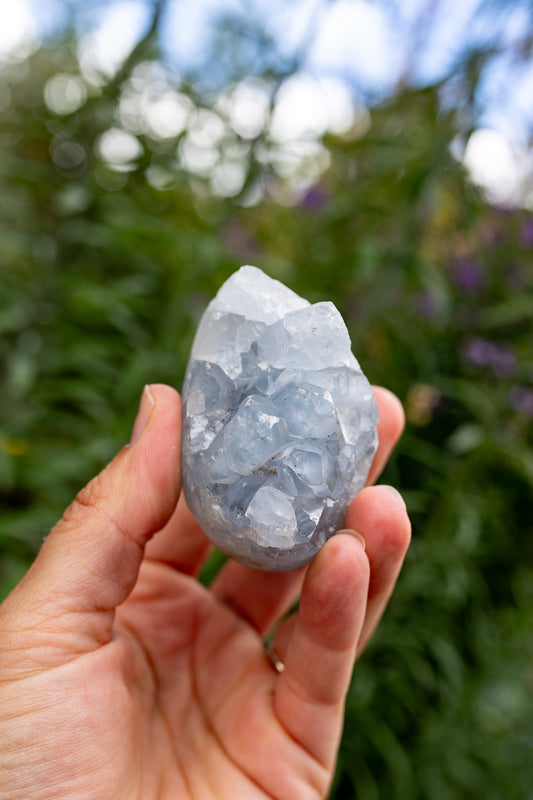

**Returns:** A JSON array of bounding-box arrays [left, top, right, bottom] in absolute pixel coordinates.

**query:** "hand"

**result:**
[[0, 384, 410, 800]]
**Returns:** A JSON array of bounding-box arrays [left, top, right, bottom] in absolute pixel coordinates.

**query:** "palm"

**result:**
[[101, 560, 325, 799]]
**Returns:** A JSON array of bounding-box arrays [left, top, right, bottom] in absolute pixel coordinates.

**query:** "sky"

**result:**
[[2, 0, 533, 206]]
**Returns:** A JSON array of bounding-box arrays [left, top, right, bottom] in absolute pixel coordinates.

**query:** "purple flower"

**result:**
[[489, 346, 517, 379], [463, 337, 516, 378], [509, 386, 533, 417], [521, 218, 533, 247], [299, 185, 330, 212], [463, 338, 493, 367], [451, 258, 485, 292]]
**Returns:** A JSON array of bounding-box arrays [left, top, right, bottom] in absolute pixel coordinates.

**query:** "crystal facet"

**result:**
[[181, 265, 378, 571]]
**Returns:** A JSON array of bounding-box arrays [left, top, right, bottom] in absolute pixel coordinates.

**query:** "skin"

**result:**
[[0, 384, 410, 800]]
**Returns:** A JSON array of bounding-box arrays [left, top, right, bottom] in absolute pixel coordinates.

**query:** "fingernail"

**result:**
[[382, 485, 407, 509], [337, 528, 366, 551], [130, 385, 155, 444]]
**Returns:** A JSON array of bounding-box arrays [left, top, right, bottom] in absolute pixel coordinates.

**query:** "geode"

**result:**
[[181, 266, 378, 571]]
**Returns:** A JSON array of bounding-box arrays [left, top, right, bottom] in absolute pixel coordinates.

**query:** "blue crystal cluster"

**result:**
[[181, 266, 378, 570]]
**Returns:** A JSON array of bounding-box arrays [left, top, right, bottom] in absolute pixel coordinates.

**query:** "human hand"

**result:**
[[0, 384, 410, 800]]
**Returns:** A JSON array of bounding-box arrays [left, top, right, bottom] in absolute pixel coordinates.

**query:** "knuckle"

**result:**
[[59, 472, 113, 532]]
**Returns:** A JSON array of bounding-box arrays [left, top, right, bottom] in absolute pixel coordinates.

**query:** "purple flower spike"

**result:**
[[451, 258, 485, 292], [300, 185, 330, 212], [463, 337, 494, 367], [509, 386, 533, 417], [490, 346, 516, 379], [463, 337, 516, 379], [521, 218, 533, 247]]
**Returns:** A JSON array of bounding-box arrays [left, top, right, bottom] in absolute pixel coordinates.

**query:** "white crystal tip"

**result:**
[[213, 265, 309, 324]]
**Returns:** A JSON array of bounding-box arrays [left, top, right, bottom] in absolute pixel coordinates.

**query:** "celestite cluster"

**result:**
[[181, 266, 378, 571]]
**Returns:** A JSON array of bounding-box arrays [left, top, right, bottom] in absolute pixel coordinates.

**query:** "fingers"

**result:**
[[272, 485, 409, 766], [272, 485, 410, 663], [367, 386, 405, 485], [344, 484, 411, 650], [8, 384, 182, 645], [274, 532, 370, 768]]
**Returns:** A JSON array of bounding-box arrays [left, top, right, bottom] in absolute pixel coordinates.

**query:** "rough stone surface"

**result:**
[[181, 265, 378, 571]]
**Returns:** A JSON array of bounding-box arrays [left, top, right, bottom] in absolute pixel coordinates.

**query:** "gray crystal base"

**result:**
[[181, 266, 378, 571]]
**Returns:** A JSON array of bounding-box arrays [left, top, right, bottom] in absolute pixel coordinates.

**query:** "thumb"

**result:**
[[8, 384, 181, 639]]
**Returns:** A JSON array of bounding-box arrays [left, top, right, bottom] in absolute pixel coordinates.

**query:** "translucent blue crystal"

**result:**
[[181, 265, 378, 571]]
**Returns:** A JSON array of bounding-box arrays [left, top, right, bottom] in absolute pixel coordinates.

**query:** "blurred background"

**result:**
[[1, 0, 532, 796]]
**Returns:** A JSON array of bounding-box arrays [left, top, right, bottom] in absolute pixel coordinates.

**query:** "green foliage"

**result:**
[[1, 8, 532, 798]]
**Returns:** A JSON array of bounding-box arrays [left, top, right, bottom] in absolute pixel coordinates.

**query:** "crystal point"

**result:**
[[182, 266, 378, 571]]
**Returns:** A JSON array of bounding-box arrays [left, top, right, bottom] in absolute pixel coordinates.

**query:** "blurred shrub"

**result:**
[[0, 8, 532, 798]]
